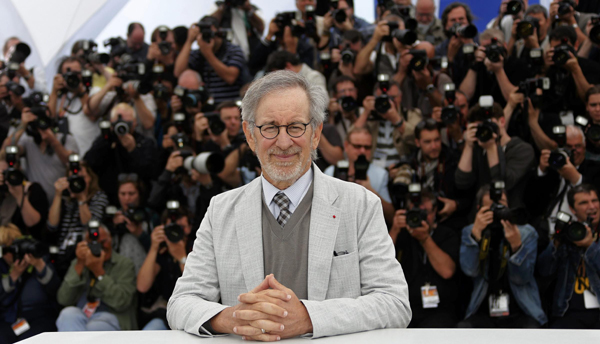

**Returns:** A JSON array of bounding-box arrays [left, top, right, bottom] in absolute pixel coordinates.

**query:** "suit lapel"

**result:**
[[235, 178, 265, 292], [307, 166, 340, 300]]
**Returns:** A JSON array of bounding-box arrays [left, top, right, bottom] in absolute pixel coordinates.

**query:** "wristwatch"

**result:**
[[97, 275, 104, 282], [393, 117, 404, 128], [426, 84, 436, 94]]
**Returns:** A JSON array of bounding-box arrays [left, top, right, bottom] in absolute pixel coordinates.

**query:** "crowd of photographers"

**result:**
[[1, 0, 600, 340]]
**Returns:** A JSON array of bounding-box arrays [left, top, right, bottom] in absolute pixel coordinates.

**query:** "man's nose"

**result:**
[[275, 130, 294, 150]]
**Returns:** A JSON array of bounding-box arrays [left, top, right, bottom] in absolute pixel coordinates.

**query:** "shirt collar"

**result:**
[[261, 166, 313, 208]]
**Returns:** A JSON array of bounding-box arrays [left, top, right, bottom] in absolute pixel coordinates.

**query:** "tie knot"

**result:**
[[273, 192, 290, 209]]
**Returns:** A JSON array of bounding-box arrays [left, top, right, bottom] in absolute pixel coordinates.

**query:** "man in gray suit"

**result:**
[[167, 70, 411, 340]]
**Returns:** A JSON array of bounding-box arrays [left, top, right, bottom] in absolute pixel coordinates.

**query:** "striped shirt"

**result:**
[[188, 41, 247, 104], [47, 191, 109, 254], [373, 121, 400, 168]]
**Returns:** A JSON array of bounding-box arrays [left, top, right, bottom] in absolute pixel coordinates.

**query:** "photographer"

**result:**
[[389, 187, 460, 328], [0, 159, 48, 241], [71, 39, 114, 89], [112, 173, 157, 250], [458, 184, 546, 328], [434, 2, 478, 85], [0, 72, 25, 134], [431, 89, 469, 151], [549, 0, 593, 48], [47, 57, 96, 155], [415, 0, 445, 46], [147, 26, 178, 67], [407, 119, 472, 230], [126, 22, 149, 61], [328, 75, 362, 140], [506, 5, 550, 60], [525, 125, 600, 244], [0, 224, 61, 343], [2, 37, 46, 94], [210, 0, 265, 61], [538, 184, 600, 329], [486, 0, 526, 45], [137, 205, 192, 330], [584, 85, 600, 160], [1, 104, 79, 203], [459, 29, 528, 107], [323, 0, 373, 50], [327, 30, 367, 94], [171, 70, 207, 123], [353, 15, 404, 78], [84, 103, 157, 204], [456, 100, 534, 212], [175, 16, 248, 104], [324, 126, 394, 223], [47, 160, 108, 277], [55, 224, 137, 331], [354, 78, 422, 167]]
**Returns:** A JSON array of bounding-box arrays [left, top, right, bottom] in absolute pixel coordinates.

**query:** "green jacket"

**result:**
[[57, 252, 138, 330]]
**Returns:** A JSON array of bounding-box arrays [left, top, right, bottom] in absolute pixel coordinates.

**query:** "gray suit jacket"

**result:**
[[167, 164, 411, 338]]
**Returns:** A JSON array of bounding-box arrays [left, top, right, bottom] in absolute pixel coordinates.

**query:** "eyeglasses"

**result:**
[[118, 173, 139, 183], [348, 142, 372, 150], [252, 121, 312, 139]]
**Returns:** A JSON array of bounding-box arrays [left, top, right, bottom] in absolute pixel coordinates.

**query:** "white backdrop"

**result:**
[[5, 0, 543, 92]]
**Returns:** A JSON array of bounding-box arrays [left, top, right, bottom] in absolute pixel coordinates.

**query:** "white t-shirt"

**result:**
[[56, 93, 99, 156]]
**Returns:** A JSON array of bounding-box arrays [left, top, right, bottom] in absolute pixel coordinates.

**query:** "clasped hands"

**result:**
[[211, 274, 312, 341]]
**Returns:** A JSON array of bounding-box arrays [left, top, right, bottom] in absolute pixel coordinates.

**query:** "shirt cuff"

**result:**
[[37, 265, 53, 285], [537, 167, 546, 177], [2, 275, 15, 293]]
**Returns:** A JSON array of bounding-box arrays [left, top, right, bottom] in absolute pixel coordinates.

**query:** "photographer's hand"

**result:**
[[52, 74, 65, 95], [265, 18, 280, 41], [539, 149, 551, 173], [557, 157, 582, 185], [165, 151, 184, 172], [74, 241, 90, 276], [408, 221, 431, 244], [166, 238, 187, 263], [501, 220, 522, 252], [198, 36, 215, 58], [150, 225, 166, 252], [9, 258, 29, 283], [437, 196, 457, 219], [574, 225, 595, 249], [472, 206, 493, 241], [187, 24, 200, 45], [194, 113, 209, 141], [447, 35, 463, 63], [85, 249, 106, 277], [118, 133, 136, 153], [171, 95, 183, 113], [484, 54, 504, 73], [20, 107, 36, 125], [463, 123, 478, 148], [24, 253, 46, 273]]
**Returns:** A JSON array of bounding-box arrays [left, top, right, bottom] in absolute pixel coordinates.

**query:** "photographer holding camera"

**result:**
[[70, 39, 114, 89], [2, 37, 46, 94], [538, 184, 600, 329], [147, 26, 178, 67], [458, 184, 546, 328], [47, 57, 97, 155], [55, 223, 137, 331], [549, 0, 593, 48], [126, 22, 149, 61], [325, 126, 394, 223], [323, 0, 373, 50], [0, 224, 61, 343], [47, 159, 108, 277], [84, 103, 157, 204], [389, 186, 460, 327], [175, 16, 248, 104], [137, 203, 192, 330], [525, 125, 600, 244], [415, 0, 445, 46], [266, 50, 329, 102], [506, 5, 550, 60], [0, 154, 48, 241], [459, 29, 529, 108], [583, 86, 600, 160], [456, 98, 534, 211]]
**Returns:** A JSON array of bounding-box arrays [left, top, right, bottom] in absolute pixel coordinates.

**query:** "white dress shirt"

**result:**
[[261, 167, 313, 220]]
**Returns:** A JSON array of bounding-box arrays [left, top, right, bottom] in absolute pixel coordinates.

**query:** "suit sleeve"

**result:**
[[301, 193, 412, 338], [167, 196, 228, 336]]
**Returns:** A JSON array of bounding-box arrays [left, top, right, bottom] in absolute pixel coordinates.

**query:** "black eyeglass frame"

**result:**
[[251, 121, 313, 139]]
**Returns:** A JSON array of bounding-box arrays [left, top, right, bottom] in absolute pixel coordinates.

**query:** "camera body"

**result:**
[[115, 54, 146, 82], [354, 154, 369, 181], [548, 125, 570, 170], [517, 77, 550, 98], [204, 111, 227, 136], [505, 0, 523, 15], [67, 154, 86, 194], [340, 44, 355, 64], [275, 11, 297, 29], [552, 42, 573, 66], [173, 86, 210, 109], [558, 0, 576, 16], [112, 114, 132, 136], [448, 23, 478, 39], [374, 74, 391, 116], [590, 15, 600, 45], [484, 38, 505, 63], [104, 37, 127, 57], [516, 16, 540, 39], [555, 211, 588, 243], [3, 146, 24, 187], [393, 29, 417, 46], [88, 219, 102, 257], [408, 49, 428, 72], [23, 92, 52, 131], [575, 116, 600, 142], [199, 22, 215, 43], [164, 200, 185, 243], [406, 183, 427, 228], [441, 83, 458, 125], [124, 205, 147, 224], [62, 69, 81, 90], [333, 160, 349, 181], [0, 237, 47, 261], [476, 120, 499, 143]]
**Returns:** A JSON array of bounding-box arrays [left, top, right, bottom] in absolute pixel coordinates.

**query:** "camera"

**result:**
[[103, 36, 127, 57], [552, 41, 573, 66], [517, 77, 550, 98], [173, 86, 210, 108], [332, 8, 347, 24], [354, 154, 369, 180], [204, 111, 226, 136], [183, 152, 226, 174], [516, 16, 540, 39], [88, 219, 102, 257], [575, 116, 600, 142], [62, 68, 81, 90], [5, 81, 25, 97], [529, 48, 544, 66], [392, 29, 417, 46], [112, 114, 132, 136], [448, 23, 478, 39], [589, 15, 600, 45], [484, 38, 505, 63], [2, 146, 24, 187], [0, 237, 47, 261], [305, 5, 317, 36], [340, 44, 355, 64], [555, 211, 589, 243], [173, 112, 189, 133], [374, 74, 392, 115], [157, 26, 172, 55], [462, 43, 476, 59], [124, 204, 147, 224], [334, 160, 349, 181], [406, 183, 427, 228], [429, 56, 449, 70], [408, 49, 428, 72], [442, 83, 459, 125], [388, 4, 417, 31], [505, 0, 523, 15], [67, 154, 86, 194], [114, 54, 147, 82], [476, 120, 499, 143], [164, 200, 185, 243], [549, 125, 571, 169], [275, 11, 297, 29], [81, 69, 93, 90], [100, 120, 111, 140], [489, 181, 514, 223], [79, 40, 110, 64], [7, 42, 31, 64], [338, 95, 358, 113], [390, 163, 414, 210], [23, 91, 52, 130], [558, 0, 576, 16], [171, 132, 189, 149], [199, 22, 215, 43]]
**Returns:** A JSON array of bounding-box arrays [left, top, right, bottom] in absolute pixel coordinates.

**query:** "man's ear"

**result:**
[[242, 121, 256, 152]]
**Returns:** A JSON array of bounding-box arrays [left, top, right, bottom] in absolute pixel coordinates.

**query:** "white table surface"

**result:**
[[18, 328, 600, 344]]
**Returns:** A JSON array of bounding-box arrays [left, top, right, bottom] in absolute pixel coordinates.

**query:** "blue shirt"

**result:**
[[324, 163, 391, 203]]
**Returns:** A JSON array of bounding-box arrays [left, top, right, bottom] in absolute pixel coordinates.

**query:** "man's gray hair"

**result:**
[[525, 4, 548, 19], [567, 124, 586, 147], [241, 70, 327, 130]]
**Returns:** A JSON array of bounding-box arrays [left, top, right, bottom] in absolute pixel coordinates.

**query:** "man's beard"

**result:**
[[255, 138, 317, 186]]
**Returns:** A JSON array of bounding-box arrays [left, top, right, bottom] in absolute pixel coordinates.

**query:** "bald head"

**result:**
[[127, 24, 145, 51], [415, 41, 435, 58], [178, 69, 202, 90]]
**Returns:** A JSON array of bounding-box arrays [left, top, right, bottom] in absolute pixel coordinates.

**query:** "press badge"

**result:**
[[83, 299, 101, 318], [584, 290, 600, 309], [489, 293, 509, 317], [421, 284, 440, 309], [12, 318, 30, 336]]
